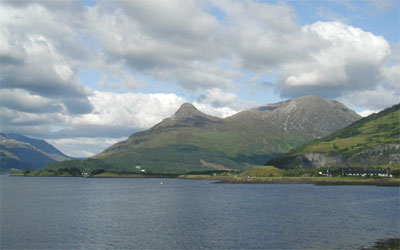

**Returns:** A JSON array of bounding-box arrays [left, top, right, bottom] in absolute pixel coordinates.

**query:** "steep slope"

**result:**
[[91, 96, 360, 174], [0, 133, 72, 170], [267, 103, 400, 169]]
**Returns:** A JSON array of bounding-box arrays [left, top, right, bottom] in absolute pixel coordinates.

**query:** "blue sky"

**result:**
[[1, 0, 399, 156]]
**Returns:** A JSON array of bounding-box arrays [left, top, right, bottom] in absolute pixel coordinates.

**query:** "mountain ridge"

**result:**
[[0, 133, 72, 171], [39, 96, 361, 174]]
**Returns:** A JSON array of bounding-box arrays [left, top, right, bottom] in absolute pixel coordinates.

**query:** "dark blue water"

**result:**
[[1, 175, 399, 249]]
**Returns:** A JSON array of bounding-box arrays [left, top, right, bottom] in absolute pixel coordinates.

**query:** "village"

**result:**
[[319, 168, 394, 178]]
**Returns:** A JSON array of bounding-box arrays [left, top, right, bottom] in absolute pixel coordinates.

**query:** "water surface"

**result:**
[[1, 175, 399, 249]]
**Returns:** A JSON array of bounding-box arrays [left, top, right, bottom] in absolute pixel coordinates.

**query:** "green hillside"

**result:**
[[267, 103, 400, 169], [239, 166, 284, 177]]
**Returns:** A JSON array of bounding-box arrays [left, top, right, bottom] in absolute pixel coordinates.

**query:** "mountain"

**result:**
[[266, 103, 400, 169], [86, 95, 359, 174], [40, 96, 360, 174], [0, 133, 72, 171]]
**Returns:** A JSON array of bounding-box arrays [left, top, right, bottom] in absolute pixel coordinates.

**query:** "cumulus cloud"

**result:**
[[0, 89, 62, 113], [81, 91, 186, 131], [217, 0, 306, 72], [83, 0, 231, 90], [195, 88, 258, 118], [277, 21, 391, 98], [2, 0, 397, 108], [0, 3, 93, 114], [339, 84, 399, 111]]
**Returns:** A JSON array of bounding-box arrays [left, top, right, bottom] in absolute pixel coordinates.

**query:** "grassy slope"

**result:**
[[268, 103, 400, 168], [239, 166, 284, 177]]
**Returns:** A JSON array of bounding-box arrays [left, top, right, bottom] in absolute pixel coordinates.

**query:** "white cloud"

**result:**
[[217, 0, 305, 72], [47, 137, 127, 158], [357, 109, 377, 117], [277, 21, 391, 98], [197, 88, 238, 107], [0, 89, 63, 113], [0, 3, 93, 114], [193, 102, 239, 118], [0, 90, 186, 139], [81, 91, 186, 130], [339, 84, 399, 111], [2, 0, 397, 110]]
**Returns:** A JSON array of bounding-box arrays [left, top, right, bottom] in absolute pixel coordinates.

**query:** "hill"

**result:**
[[41, 96, 360, 174], [267, 103, 400, 169], [0, 133, 72, 171]]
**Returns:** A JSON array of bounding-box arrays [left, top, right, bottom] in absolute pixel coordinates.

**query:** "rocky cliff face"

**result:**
[[287, 143, 400, 169], [293, 153, 343, 168]]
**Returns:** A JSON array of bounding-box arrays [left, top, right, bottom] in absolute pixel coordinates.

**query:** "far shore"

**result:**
[[178, 175, 400, 187], [8, 173, 400, 187], [214, 178, 400, 187]]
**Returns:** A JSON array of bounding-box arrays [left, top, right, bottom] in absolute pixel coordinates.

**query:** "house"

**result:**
[[136, 165, 141, 170], [319, 170, 332, 176]]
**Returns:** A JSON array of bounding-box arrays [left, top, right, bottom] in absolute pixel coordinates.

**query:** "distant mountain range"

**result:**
[[267, 103, 400, 169], [41, 95, 359, 174], [0, 133, 72, 171]]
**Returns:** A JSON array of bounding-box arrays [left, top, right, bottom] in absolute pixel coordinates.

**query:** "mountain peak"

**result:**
[[147, 102, 221, 132], [173, 103, 204, 119]]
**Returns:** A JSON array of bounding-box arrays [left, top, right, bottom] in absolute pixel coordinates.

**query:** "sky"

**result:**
[[1, 0, 399, 157]]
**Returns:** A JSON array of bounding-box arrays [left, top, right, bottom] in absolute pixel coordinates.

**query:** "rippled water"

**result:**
[[1, 175, 399, 249]]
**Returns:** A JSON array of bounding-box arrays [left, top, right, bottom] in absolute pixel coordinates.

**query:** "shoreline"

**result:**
[[179, 175, 400, 187], [8, 174, 400, 186], [213, 177, 400, 186], [215, 178, 400, 187]]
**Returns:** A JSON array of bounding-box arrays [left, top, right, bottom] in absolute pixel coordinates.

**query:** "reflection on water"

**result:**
[[1, 175, 399, 249]]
